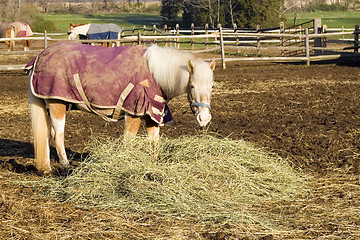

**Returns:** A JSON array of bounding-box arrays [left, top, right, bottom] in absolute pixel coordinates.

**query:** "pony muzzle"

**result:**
[[191, 102, 212, 127], [196, 110, 212, 127]]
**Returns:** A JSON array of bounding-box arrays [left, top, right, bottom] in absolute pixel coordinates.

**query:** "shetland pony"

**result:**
[[0, 22, 33, 51], [28, 43, 215, 175]]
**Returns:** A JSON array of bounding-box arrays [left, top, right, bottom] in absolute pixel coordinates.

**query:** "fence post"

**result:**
[[44, 30, 48, 49], [132, 26, 136, 45], [234, 23, 240, 53], [176, 23, 180, 49], [313, 18, 322, 55], [10, 27, 15, 51], [233, 24, 238, 45], [322, 25, 327, 51], [305, 28, 310, 66], [298, 25, 303, 55], [137, 31, 141, 45], [153, 24, 156, 35], [164, 24, 169, 47], [117, 32, 121, 47], [143, 25, 147, 36], [152, 25, 157, 44], [256, 24, 260, 56], [219, 24, 226, 69], [191, 23, 194, 50], [280, 22, 285, 56], [205, 24, 209, 49], [354, 25, 359, 54], [121, 27, 125, 46]]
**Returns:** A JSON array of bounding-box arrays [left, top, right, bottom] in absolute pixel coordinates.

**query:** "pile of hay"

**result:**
[[40, 135, 307, 224]]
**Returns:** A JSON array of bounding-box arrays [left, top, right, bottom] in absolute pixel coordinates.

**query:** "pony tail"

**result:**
[[29, 90, 52, 174]]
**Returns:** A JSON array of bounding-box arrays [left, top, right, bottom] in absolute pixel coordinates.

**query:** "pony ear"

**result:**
[[209, 59, 216, 71], [187, 60, 195, 74]]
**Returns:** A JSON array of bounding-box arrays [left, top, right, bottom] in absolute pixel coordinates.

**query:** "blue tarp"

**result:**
[[87, 23, 121, 40]]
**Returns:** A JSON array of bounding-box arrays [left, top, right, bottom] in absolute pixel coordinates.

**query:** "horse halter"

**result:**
[[188, 89, 211, 114], [186, 62, 213, 115], [190, 101, 211, 114]]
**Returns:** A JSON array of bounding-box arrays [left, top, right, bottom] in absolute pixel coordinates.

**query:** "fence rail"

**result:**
[[1, 19, 359, 70]]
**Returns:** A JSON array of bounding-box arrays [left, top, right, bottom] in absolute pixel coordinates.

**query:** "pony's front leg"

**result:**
[[124, 114, 141, 140], [145, 116, 160, 141], [47, 100, 70, 168], [23, 40, 30, 51]]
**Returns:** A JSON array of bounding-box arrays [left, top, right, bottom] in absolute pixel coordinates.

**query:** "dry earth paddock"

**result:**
[[0, 47, 360, 239]]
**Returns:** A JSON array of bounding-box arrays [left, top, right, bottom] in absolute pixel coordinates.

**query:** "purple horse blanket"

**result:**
[[27, 42, 172, 125]]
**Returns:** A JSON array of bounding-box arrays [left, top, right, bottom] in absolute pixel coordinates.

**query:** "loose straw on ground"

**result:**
[[37, 134, 308, 226]]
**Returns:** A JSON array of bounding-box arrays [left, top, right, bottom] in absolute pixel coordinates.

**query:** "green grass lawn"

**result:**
[[42, 13, 163, 33], [43, 11, 360, 34], [284, 11, 360, 28]]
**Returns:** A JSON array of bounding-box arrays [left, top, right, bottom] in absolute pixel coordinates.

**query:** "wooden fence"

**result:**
[[0, 19, 359, 70]]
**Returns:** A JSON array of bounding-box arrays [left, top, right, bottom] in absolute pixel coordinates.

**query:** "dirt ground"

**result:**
[[0, 45, 360, 239]]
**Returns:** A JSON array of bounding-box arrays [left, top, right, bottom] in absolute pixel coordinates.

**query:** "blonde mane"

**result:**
[[144, 45, 199, 99]]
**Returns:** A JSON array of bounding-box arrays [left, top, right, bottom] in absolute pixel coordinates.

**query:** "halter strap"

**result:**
[[187, 82, 211, 114], [190, 101, 211, 114], [191, 101, 211, 110]]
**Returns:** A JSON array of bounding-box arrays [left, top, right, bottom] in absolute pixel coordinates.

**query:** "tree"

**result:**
[[160, 0, 182, 22], [230, 0, 284, 28], [0, 0, 18, 22], [181, 0, 224, 28], [0, 0, 57, 32], [161, 0, 284, 28]]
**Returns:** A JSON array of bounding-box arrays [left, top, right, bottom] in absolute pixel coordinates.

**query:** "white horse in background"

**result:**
[[67, 23, 91, 40]]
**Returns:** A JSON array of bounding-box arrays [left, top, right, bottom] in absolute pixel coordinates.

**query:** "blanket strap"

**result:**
[[73, 73, 117, 122], [113, 82, 134, 120]]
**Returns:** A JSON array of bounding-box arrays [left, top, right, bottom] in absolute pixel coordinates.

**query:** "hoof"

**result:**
[[60, 161, 70, 169], [37, 166, 52, 176], [55, 164, 74, 176], [37, 168, 52, 176]]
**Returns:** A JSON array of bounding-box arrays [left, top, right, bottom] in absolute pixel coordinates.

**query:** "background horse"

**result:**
[[27, 42, 215, 174], [68, 23, 121, 47], [0, 21, 33, 51], [67, 23, 90, 40]]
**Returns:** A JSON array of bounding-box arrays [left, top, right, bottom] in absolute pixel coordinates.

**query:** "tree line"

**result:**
[[160, 0, 285, 29]]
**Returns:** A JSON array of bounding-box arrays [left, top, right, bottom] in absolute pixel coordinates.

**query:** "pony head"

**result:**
[[67, 23, 79, 33], [67, 23, 90, 40], [187, 59, 215, 127], [67, 23, 77, 39], [67, 23, 76, 33]]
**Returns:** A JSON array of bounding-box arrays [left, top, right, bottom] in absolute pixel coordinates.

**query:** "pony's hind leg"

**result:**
[[124, 114, 160, 140], [46, 100, 70, 168], [30, 92, 52, 174], [145, 116, 160, 141], [124, 114, 142, 140]]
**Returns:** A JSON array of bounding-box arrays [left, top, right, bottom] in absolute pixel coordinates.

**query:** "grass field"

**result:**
[[42, 11, 360, 34], [284, 11, 360, 28], [42, 13, 163, 33]]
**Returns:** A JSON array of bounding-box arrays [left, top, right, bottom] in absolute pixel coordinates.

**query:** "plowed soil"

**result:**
[[0, 49, 359, 239]]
